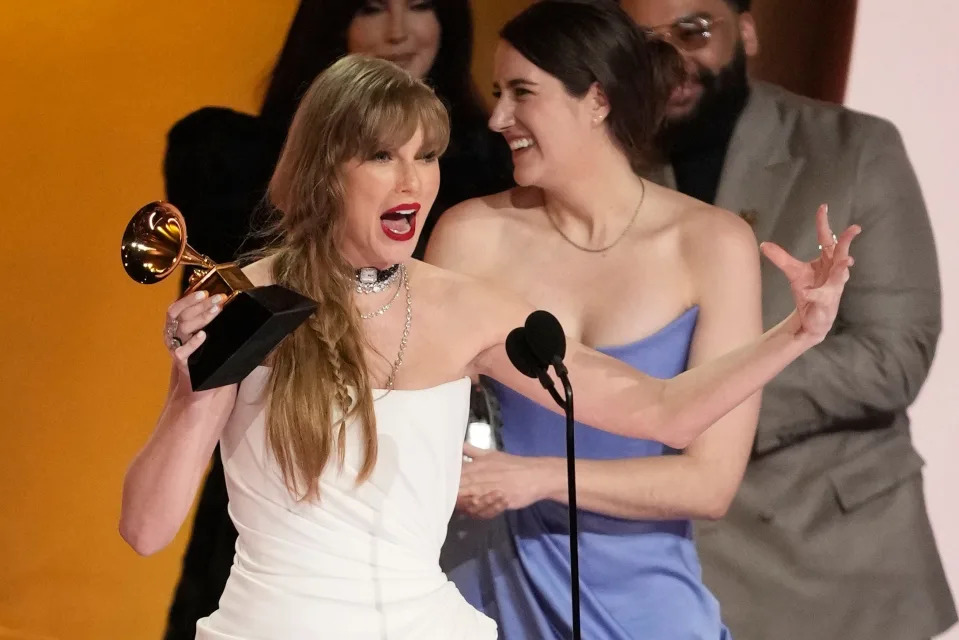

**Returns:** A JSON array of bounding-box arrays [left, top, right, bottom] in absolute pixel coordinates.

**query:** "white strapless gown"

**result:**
[[195, 368, 497, 639]]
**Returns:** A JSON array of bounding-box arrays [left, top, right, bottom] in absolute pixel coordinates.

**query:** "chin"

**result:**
[[511, 164, 543, 188], [378, 238, 419, 265]]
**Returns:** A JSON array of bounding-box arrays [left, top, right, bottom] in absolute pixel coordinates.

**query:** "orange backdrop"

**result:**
[[0, 2, 529, 638], [0, 1, 847, 638]]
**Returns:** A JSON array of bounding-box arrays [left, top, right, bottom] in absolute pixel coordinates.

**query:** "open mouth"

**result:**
[[380, 203, 420, 242], [669, 80, 703, 108], [508, 137, 536, 155]]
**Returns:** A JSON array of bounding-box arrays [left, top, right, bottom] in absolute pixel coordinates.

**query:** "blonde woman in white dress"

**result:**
[[119, 54, 858, 640]]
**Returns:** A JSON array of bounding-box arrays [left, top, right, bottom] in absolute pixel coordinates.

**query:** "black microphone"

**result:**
[[505, 327, 566, 410], [524, 309, 568, 376], [507, 312, 581, 640]]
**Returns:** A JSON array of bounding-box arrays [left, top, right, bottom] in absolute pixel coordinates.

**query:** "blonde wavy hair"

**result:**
[[263, 55, 450, 500]]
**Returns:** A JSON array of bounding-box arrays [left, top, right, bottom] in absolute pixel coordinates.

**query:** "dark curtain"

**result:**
[[749, 0, 858, 104]]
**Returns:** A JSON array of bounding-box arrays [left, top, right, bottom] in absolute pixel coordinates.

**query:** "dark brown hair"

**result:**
[[501, 0, 684, 174], [259, 0, 486, 135]]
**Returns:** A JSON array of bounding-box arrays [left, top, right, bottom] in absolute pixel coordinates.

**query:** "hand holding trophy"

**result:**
[[121, 201, 317, 391]]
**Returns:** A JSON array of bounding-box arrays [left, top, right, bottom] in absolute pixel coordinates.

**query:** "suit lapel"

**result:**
[[715, 83, 804, 243]]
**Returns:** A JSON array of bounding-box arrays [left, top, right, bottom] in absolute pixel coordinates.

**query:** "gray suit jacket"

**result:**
[[656, 82, 955, 640]]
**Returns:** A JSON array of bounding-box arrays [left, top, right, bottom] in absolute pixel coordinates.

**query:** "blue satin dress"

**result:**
[[443, 307, 732, 639]]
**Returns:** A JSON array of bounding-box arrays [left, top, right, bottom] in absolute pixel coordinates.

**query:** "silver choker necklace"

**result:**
[[360, 264, 405, 320], [355, 264, 400, 294]]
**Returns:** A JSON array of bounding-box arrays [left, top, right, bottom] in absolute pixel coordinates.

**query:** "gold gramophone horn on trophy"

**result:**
[[121, 201, 252, 298], [121, 201, 316, 391]]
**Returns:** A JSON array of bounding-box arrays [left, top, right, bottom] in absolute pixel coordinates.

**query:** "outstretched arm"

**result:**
[[460, 213, 763, 520], [472, 206, 859, 450]]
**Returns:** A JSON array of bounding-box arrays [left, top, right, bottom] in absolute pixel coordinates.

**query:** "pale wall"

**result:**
[[845, 0, 959, 636]]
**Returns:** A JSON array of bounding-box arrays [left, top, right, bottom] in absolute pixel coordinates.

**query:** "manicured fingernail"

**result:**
[[212, 294, 227, 304], [209, 305, 220, 315], [194, 291, 207, 300]]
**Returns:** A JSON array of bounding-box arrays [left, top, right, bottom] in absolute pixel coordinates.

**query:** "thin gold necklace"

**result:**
[[545, 178, 646, 253]]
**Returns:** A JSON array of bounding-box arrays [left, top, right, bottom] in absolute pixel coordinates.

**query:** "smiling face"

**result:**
[[488, 41, 608, 189], [347, 0, 441, 80], [339, 126, 441, 268], [620, 0, 756, 121]]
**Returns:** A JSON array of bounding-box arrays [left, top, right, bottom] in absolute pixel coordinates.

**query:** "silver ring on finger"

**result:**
[[818, 233, 838, 251], [168, 335, 183, 350], [165, 317, 179, 340]]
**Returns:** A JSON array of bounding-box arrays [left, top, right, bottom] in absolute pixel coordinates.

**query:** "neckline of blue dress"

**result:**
[[594, 305, 700, 355]]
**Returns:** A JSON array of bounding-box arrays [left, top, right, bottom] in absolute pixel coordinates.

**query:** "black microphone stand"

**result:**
[[504, 321, 580, 640], [550, 356, 580, 640]]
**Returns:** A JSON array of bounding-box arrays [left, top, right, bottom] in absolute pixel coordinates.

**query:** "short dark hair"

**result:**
[[501, 0, 683, 174], [725, 0, 751, 12]]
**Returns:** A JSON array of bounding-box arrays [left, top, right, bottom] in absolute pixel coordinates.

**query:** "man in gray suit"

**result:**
[[621, 0, 957, 638]]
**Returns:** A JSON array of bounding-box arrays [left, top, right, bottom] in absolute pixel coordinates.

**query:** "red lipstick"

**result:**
[[380, 202, 420, 242]]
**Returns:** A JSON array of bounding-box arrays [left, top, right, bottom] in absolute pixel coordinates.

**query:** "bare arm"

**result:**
[[534, 216, 762, 519], [119, 358, 236, 555], [471, 207, 857, 450], [119, 257, 276, 555]]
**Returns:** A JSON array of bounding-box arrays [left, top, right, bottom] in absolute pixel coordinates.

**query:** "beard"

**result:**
[[659, 44, 750, 157]]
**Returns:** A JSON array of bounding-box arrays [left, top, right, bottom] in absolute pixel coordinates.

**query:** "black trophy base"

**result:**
[[187, 284, 316, 391]]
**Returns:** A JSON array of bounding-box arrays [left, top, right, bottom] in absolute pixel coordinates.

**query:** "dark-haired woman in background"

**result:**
[[161, 2, 511, 637], [429, 1, 777, 637]]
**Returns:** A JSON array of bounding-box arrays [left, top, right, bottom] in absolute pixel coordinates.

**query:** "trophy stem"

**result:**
[[179, 246, 219, 271], [184, 262, 255, 303]]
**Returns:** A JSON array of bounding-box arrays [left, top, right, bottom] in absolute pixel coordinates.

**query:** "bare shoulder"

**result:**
[[241, 254, 277, 287], [424, 187, 542, 274], [655, 193, 761, 305], [638, 181, 759, 299], [672, 197, 758, 268]]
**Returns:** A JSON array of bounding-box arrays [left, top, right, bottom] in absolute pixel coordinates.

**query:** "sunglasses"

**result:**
[[643, 14, 725, 53]]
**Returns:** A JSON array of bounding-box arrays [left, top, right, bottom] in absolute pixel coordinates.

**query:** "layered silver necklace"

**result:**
[[354, 264, 411, 390], [355, 264, 401, 294]]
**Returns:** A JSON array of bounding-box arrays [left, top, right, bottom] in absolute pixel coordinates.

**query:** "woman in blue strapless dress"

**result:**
[[429, 2, 770, 638], [443, 309, 736, 639]]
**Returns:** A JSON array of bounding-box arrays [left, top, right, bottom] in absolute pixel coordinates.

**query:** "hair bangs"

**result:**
[[353, 79, 451, 161]]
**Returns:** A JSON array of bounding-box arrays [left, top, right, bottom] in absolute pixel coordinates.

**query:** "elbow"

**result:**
[[632, 383, 697, 450], [698, 496, 732, 521], [647, 411, 696, 450], [660, 430, 695, 451], [118, 515, 173, 557], [696, 484, 739, 521], [642, 426, 695, 452]]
